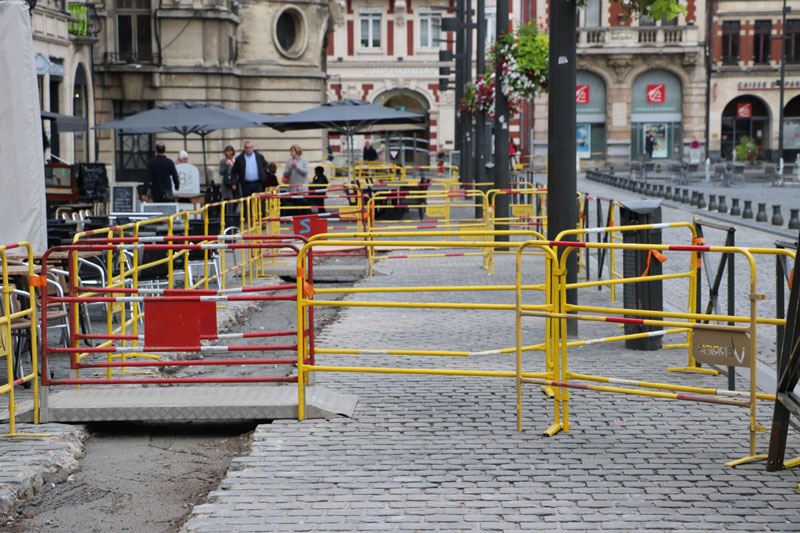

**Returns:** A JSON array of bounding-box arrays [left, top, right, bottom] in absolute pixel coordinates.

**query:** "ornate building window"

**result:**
[[359, 9, 381, 49], [787, 19, 800, 64], [419, 10, 441, 49], [117, 0, 153, 63], [754, 20, 771, 64], [721, 21, 740, 66], [273, 6, 308, 59]]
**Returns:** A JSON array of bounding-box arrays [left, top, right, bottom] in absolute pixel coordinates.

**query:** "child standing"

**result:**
[[312, 165, 329, 214]]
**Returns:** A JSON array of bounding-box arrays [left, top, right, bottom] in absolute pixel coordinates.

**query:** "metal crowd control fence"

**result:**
[[38, 235, 313, 392], [516, 239, 780, 466], [555, 221, 701, 370], [294, 231, 557, 421], [1, 243, 47, 437]]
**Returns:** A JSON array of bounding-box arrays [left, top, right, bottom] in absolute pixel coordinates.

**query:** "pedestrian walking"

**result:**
[[312, 165, 329, 214], [141, 142, 180, 202], [219, 145, 239, 200], [645, 130, 657, 160], [363, 141, 378, 162], [232, 141, 269, 197], [282, 144, 310, 215]]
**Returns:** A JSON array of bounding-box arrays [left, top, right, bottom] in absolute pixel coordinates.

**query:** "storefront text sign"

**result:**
[[738, 80, 800, 90], [576, 85, 590, 104], [737, 103, 752, 118], [646, 84, 665, 103]]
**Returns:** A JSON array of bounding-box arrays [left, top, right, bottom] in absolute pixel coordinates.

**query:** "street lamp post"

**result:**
[[547, 0, 578, 333], [779, 1, 790, 163], [493, 0, 510, 241]]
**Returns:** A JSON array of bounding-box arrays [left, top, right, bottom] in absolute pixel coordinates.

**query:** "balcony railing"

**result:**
[[102, 52, 161, 65], [67, 2, 101, 37], [577, 26, 698, 48]]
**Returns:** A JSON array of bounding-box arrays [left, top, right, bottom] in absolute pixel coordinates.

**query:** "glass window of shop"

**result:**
[[630, 70, 682, 161], [576, 71, 606, 160], [720, 95, 769, 161], [114, 100, 154, 182], [781, 95, 800, 161]]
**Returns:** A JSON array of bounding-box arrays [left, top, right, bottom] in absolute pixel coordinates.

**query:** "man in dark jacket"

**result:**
[[142, 143, 180, 202], [232, 141, 269, 197]]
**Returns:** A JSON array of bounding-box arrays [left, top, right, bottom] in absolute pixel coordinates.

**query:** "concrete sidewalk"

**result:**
[[183, 247, 800, 532]]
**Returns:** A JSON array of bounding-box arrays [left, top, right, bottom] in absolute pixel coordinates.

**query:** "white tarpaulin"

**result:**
[[0, 1, 47, 250]]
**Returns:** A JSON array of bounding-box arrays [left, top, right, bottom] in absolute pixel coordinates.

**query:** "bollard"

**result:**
[[730, 198, 741, 216], [697, 193, 707, 209], [771, 205, 784, 226], [742, 200, 753, 219], [681, 189, 690, 203], [717, 194, 728, 213], [690, 191, 699, 206], [658, 184, 666, 197], [665, 186, 672, 199], [708, 194, 717, 211], [789, 208, 800, 229], [673, 187, 682, 202], [756, 202, 768, 222]]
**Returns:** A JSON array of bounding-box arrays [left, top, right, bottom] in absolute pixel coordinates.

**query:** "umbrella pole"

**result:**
[[201, 132, 209, 187]]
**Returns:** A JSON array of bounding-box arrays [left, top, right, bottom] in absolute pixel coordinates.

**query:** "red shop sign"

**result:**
[[737, 103, 752, 118], [646, 84, 665, 103], [576, 85, 590, 104]]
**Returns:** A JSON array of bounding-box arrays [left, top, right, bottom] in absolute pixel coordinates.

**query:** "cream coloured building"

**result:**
[[325, 0, 526, 166], [91, 0, 334, 184], [31, 0, 97, 166], [533, 0, 708, 163], [708, 0, 800, 161]]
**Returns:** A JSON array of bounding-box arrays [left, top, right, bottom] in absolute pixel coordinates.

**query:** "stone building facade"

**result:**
[[31, 0, 97, 166], [709, 0, 800, 161], [92, 0, 333, 184], [326, 0, 526, 166], [532, 0, 707, 163]]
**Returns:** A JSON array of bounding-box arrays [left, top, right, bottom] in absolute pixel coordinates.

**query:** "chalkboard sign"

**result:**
[[79, 163, 108, 200], [111, 185, 136, 213]]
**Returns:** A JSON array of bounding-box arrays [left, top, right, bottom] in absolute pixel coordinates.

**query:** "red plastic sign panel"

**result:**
[[144, 300, 216, 347], [293, 215, 328, 238]]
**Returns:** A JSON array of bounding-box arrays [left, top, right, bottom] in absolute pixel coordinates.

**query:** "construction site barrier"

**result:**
[[516, 239, 784, 467], [294, 231, 558, 421], [1, 242, 47, 437], [38, 235, 313, 393]]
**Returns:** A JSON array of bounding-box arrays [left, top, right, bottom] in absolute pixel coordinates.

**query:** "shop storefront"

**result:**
[[783, 95, 800, 162], [720, 95, 769, 161], [630, 70, 683, 160], [576, 71, 606, 160]]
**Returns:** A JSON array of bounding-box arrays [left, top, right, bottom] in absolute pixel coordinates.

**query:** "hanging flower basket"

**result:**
[[460, 21, 549, 118]]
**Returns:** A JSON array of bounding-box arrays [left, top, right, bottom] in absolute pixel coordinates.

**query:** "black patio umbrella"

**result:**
[[265, 99, 425, 181], [96, 101, 277, 183]]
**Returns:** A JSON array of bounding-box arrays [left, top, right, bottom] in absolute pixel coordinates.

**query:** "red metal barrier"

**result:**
[[39, 234, 314, 388]]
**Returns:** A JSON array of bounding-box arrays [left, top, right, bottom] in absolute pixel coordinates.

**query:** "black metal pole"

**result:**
[[493, 0, 510, 240], [704, 0, 713, 161], [474, 0, 486, 219], [779, 0, 788, 163], [463, 0, 474, 186], [727, 228, 735, 390], [547, 0, 577, 333], [455, 0, 465, 178]]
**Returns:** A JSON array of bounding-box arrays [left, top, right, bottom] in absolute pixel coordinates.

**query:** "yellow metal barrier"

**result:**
[[516, 239, 780, 466], [295, 231, 559, 421], [1, 243, 47, 437]]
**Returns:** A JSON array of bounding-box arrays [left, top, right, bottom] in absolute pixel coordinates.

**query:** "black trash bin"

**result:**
[[619, 199, 663, 351]]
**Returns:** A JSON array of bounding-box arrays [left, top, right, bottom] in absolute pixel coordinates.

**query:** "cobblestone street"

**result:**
[[184, 194, 800, 532]]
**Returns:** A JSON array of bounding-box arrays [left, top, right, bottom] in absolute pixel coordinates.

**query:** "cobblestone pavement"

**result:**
[[184, 241, 800, 532], [0, 272, 275, 520], [0, 423, 85, 520]]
